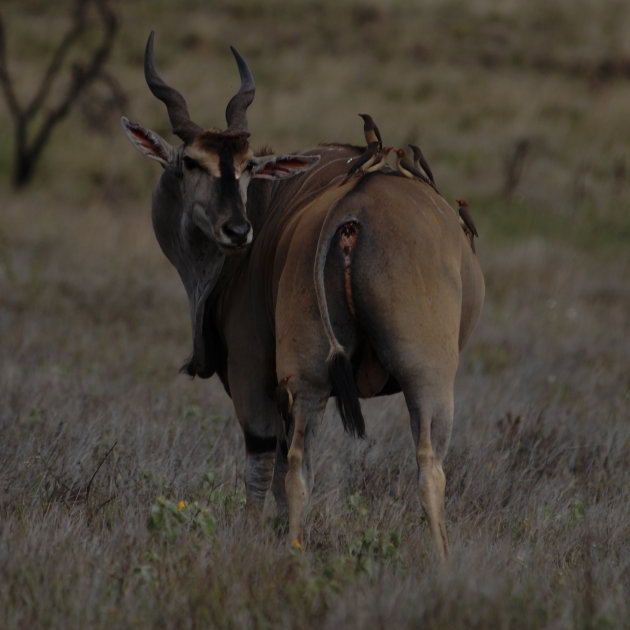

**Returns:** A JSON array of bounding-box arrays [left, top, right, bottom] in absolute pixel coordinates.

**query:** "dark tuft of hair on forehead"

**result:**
[[256, 145, 274, 157], [195, 130, 250, 154]]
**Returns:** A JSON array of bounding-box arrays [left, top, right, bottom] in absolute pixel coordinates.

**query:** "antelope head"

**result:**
[[122, 32, 318, 253]]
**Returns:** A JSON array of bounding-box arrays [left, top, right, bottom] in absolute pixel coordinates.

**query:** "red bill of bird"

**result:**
[[394, 148, 431, 185]]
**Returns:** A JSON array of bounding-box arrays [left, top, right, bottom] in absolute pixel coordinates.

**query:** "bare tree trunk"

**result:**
[[0, 0, 121, 188]]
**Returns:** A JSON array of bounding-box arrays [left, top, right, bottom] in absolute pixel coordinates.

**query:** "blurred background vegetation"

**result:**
[[2, 0, 630, 257]]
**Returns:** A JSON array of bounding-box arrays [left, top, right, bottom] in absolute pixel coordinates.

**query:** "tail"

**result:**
[[328, 351, 365, 438], [313, 205, 365, 439]]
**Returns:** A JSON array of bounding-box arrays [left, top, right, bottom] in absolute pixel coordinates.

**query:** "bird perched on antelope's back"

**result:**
[[456, 199, 478, 252], [340, 144, 392, 185], [340, 142, 379, 185], [365, 145, 392, 173], [358, 113, 383, 150], [394, 148, 431, 185], [408, 144, 437, 190]]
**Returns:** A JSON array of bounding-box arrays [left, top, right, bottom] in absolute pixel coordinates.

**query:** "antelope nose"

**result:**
[[222, 220, 252, 246]]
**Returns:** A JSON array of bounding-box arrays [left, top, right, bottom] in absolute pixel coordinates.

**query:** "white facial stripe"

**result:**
[[184, 146, 253, 179]]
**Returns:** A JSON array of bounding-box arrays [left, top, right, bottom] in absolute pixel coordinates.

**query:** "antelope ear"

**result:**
[[252, 154, 320, 180], [121, 116, 175, 168]]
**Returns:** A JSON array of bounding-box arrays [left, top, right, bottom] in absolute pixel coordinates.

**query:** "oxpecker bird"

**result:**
[[358, 113, 383, 150], [394, 148, 431, 185], [409, 144, 437, 189], [365, 145, 393, 173], [340, 143, 392, 184], [456, 199, 478, 252]]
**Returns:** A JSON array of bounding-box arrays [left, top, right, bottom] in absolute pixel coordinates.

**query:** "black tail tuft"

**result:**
[[328, 351, 365, 438]]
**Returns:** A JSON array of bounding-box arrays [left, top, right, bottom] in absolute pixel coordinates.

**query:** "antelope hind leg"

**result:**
[[408, 396, 454, 561], [284, 390, 327, 547], [418, 451, 449, 560]]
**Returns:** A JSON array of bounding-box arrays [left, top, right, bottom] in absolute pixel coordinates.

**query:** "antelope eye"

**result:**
[[183, 155, 201, 170]]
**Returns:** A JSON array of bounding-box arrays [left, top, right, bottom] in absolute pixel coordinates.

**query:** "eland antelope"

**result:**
[[122, 32, 484, 559]]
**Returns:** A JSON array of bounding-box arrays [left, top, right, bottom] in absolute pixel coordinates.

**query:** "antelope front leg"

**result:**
[[244, 445, 276, 521]]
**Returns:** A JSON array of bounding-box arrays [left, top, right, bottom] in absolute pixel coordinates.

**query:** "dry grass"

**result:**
[[1, 0, 630, 628]]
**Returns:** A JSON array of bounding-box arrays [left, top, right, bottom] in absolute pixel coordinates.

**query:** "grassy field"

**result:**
[[1, 1, 629, 628]]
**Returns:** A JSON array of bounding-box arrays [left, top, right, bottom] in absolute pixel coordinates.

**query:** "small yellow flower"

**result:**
[[291, 539, 301, 549], [177, 500, 186, 511]]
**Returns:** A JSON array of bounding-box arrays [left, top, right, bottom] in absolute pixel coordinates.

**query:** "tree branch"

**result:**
[[29, 0, 118, 164], [0, 13, 21, 121], [0, 0, 121, 187], [24, 3, 87, 120]]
